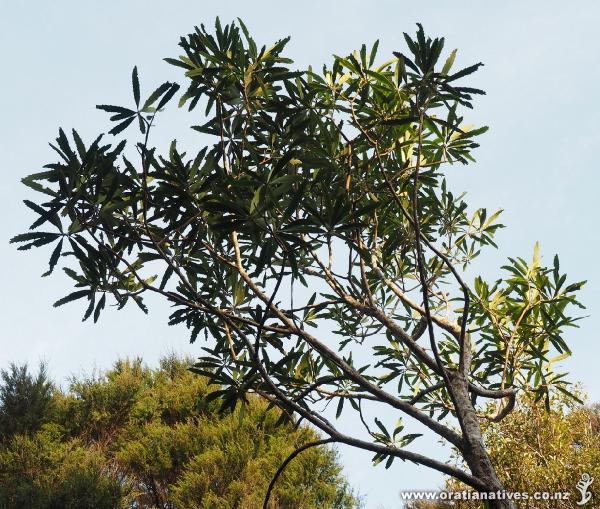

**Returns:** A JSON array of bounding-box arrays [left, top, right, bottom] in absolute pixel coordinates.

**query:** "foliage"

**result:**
[[0, 425, 125, 509], [0, 357, 358, 509], [0, 362, 53, 441], [11, 17, 585, 504]]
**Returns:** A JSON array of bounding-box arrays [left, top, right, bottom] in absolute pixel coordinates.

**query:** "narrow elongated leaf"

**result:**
[[132, 66, 140, 107], [53, 290, 90, 307], [109, 116, 135, 136], [441, 49, 457, 75], [96, 105, 135, 115], [447, 62, 484, 82], [157, 83, 181, 110], [142, 82, 172, 111], [42, 239, 63, 276]]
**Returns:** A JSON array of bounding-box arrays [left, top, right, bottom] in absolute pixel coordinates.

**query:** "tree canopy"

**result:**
[[0, 356, 358, 509], [0, 362, 53, 441], [11, 18, 585, 508]]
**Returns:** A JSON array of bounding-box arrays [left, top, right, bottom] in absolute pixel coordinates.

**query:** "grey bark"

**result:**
[[449, 370, 516, 509]]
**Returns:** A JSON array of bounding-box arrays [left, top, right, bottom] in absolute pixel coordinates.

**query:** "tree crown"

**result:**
[[11, 18, 585, 499]]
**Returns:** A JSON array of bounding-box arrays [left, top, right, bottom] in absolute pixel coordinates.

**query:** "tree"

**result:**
[[11, 19, 585, 508], [0, 362, 53, 441], [0, 356, 358, 508], [406, 392, 600, 508]]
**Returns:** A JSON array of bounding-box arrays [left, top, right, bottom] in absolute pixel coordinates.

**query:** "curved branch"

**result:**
[[488, 394, 516, 423], [469, 384, 517, 399], [406, 382, 517, 420], [468, 383, 517, 421], [263, 438, 336, 509]]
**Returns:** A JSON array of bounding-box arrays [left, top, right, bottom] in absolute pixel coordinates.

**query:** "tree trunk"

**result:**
[[448, 371, 515, 509]]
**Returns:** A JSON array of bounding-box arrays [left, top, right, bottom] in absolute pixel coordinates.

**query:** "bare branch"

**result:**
[[263, 438, 336, 509]]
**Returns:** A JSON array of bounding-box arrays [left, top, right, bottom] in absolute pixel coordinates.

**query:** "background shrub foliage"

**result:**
[[0, 358, 358, 509]]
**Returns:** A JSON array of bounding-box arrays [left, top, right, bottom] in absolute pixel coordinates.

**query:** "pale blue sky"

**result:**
[[1, 2, 599, 507]]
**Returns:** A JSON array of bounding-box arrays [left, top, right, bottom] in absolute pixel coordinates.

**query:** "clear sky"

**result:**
[[1, 2, 599, 507]]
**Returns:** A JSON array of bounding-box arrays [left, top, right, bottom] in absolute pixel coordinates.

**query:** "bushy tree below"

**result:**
[[0, 356, 359, 509], [0, 362, 53, 441]]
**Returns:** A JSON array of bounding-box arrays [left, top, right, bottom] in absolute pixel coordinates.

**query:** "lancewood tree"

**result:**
[[12, 20, 584, 508]]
